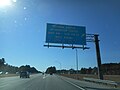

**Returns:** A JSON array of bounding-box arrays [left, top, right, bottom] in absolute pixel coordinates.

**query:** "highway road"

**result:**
[[0, 74, 119, 90]]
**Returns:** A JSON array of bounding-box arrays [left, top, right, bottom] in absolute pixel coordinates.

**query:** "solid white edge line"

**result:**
[[63, 78, 86, 90]]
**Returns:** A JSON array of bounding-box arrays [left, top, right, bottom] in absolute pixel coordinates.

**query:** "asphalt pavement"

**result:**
[[0, 74, 119, 90]]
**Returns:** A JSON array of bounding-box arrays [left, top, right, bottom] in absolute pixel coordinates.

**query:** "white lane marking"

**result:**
[[62, 78, 85, 90], [43, 76, 46, 79], [43, 74, 48, 79]]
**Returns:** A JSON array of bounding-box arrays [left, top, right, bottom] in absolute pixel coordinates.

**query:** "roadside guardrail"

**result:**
[[83, 77, 118, 88]]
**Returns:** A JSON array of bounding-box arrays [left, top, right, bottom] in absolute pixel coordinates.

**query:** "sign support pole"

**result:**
[[76, 49, 79, 78], [94, 35, 103, 80]]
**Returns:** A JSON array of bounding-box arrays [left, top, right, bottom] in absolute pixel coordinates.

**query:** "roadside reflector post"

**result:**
[[94, 35, 103, 80]]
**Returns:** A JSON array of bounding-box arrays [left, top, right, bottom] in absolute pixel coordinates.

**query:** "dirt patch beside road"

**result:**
[[60, 74, 120, 82], [60, 74, 120, 88]]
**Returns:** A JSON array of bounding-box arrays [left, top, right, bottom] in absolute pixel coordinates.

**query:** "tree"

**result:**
[[46, 66, 56, 74], [0, 58, 5, 66], [30, 67, 39, 73], [19, 65, 39, 73], [80, 68, 87, 74]]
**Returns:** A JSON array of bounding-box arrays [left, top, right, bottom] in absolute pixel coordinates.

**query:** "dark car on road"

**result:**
[[50, 73, 53, 75], [20, 71, 30, 78]]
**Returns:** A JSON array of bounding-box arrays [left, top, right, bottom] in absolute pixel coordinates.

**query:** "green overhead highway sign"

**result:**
[[46, 23, 86, 45]]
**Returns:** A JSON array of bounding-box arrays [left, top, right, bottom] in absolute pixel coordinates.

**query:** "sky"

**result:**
[[0, 0, 120, 71]]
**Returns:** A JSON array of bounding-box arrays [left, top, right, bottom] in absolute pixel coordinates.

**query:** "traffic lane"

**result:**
[[0, 74, 81, 90], [44, 74, 81, 90], [0, 74, 42, 90], [2, 73, 117, 90], [58, 75, 120, 90], [19, 74, 81, 90]]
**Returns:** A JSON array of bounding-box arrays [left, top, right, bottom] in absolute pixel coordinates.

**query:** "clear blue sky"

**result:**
[[0, 0, 120, 71]]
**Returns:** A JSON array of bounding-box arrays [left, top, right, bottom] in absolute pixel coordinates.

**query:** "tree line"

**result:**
[[80, 63, 120, 75], [0, 58, 40, 74], [46, 66, 56, 74], [56, 63, 120, 75], [1, 58, 119, 75]]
